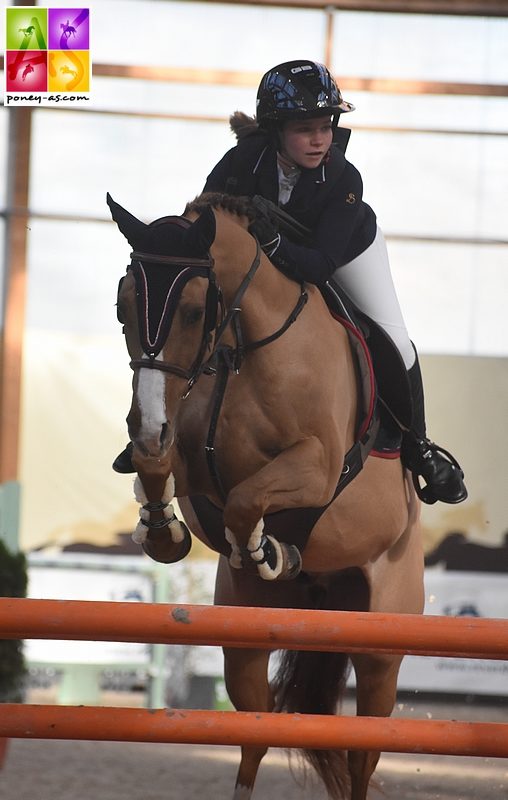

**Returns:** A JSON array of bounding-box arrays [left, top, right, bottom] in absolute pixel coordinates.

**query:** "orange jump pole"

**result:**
[[1, 705, 507, 759], [0, 598, 507, 659]]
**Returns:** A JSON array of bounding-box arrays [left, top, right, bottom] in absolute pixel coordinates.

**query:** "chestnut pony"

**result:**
[[109, 193, 423, 800]]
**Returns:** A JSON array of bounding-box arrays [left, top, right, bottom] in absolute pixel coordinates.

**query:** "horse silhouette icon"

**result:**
[[60, 20, 77, 39], [22, 63, 34, 82]]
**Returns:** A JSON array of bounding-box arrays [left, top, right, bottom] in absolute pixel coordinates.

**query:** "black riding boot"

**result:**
[[401, 354, 467, 505], [112, 441, 135, 474]]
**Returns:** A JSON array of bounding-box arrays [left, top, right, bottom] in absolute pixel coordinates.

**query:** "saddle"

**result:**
[[322, 281, 412, 441]]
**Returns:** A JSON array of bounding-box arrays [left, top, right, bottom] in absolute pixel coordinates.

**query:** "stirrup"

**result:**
[[406, 439, 467, 505]]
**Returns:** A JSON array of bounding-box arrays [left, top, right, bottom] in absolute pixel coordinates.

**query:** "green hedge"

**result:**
[[0, 540, 28, 701]]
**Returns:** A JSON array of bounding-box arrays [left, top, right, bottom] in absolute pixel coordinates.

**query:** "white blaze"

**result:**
[[136, 355, 167, 442]]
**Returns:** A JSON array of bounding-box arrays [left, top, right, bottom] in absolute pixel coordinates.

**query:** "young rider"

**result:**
[[114, 59, 467, 506]]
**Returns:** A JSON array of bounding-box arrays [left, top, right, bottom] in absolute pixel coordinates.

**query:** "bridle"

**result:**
[[125, 238, 308, 399], [127, 249, 221, 395]]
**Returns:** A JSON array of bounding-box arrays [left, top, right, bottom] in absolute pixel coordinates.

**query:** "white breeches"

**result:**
[[331, 226, 415, 369]]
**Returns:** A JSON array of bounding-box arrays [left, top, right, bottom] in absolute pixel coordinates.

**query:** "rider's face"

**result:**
[[280, 116, 333, 169]]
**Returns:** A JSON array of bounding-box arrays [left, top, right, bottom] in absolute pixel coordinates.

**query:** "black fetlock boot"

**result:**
[[401, 354, 467, 505], [112, 441, 136, 474]]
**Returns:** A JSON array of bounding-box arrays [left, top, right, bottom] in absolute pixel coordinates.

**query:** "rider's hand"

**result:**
[[248, 210, 280, 255]]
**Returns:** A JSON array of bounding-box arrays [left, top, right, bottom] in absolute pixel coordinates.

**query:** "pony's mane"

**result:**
[[184, 192, 255, 221]]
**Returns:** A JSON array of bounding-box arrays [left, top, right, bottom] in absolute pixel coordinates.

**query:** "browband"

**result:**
[[130, 250, 213, 268]]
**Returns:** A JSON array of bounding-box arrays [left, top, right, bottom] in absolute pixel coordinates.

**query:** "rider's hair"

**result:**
[[229, 112, 259, 140]]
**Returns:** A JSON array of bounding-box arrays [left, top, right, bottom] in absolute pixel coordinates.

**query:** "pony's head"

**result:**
[[109, 192, 266, 464], [108, 193, 220, 458]]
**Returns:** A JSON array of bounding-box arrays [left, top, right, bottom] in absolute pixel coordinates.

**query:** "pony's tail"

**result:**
[[272, 649, 351, 799]]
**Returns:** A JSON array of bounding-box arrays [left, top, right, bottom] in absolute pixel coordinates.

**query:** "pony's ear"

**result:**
[[107, 193, 149, 249], [184, 206, 216, 256]]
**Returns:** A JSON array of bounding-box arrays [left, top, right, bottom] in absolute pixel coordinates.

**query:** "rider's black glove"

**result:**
[[248, 204, 281, 256]]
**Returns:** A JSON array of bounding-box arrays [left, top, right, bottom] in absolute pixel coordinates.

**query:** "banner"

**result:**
[[26, 562, 152, 665], [398, 570, 508, 695]]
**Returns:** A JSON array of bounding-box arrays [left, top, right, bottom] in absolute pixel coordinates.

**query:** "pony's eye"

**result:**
[[182, 307, 204, 326]]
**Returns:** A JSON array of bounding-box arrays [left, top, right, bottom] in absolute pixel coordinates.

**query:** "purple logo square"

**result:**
[[48, 8, 89, 50]]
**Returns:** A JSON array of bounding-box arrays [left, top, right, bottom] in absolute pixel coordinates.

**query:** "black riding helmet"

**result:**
[[256, 60, 354, 129]]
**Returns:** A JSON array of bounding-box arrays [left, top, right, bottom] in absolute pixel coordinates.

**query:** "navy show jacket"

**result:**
[[203, 128, 377, 286]]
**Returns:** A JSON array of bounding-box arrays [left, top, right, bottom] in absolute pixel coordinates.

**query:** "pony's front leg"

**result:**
[[223, 435, 337, 581], [132, 457, 192, 564]]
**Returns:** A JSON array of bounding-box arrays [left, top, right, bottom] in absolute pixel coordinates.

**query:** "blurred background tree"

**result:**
[[0, 541, 27, 701]]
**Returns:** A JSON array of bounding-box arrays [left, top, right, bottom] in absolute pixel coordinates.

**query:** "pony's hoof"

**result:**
[[278, 543, 302, 580], [256, 536, 302, 581], [142, 523, 192, 564]]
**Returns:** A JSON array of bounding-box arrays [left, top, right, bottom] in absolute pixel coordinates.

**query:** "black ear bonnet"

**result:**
[[109, 196, 219, 359], [113, 211, 218, 358]]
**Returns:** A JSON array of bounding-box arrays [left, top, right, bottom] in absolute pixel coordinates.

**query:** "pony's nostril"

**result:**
[[160, 423, 169, 447]]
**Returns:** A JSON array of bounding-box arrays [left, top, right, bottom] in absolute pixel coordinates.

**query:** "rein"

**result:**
[[128, 238, 308, 389], [208, 239, 308, 372]]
